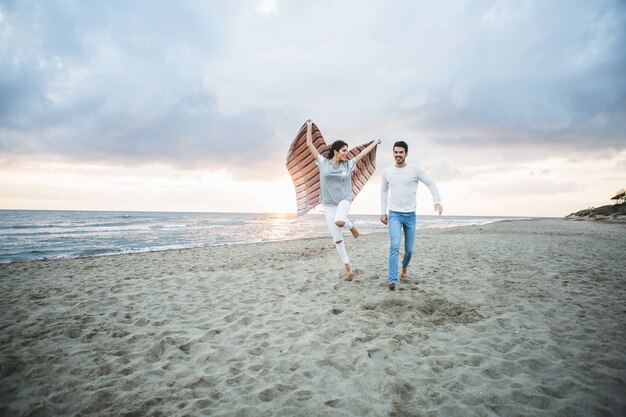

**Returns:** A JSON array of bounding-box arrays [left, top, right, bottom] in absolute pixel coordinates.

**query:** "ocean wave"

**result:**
[[0, 248, 73, 263], [2, 225, 152, 236], [1, 224, 64, 230]]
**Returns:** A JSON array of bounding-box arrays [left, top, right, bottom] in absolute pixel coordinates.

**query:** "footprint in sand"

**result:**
[[258, 383, 291, 402]]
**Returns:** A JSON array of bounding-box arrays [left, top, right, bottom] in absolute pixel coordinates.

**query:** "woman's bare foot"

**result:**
[[344, 264, 354, 281], [350, 226, 359, 239], [400, 267, 409, 279]]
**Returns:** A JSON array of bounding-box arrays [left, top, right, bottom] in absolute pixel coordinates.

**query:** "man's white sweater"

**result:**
[[380, 164, 441, 214]]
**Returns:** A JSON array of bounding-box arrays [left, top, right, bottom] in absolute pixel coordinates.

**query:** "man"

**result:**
[[380, 141, 443, 290]]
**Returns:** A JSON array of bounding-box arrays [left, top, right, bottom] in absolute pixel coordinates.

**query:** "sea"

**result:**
[[0, 210, 527, 263]]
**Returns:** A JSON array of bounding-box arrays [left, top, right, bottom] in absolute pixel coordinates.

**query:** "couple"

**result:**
[[305, 119, 443, 290]]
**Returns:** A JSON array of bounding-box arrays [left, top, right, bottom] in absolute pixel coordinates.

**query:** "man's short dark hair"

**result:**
[[393, 141, 408, 152]]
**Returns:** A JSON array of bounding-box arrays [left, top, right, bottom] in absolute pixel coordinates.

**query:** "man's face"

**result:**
[[393, 147, 407, 165]]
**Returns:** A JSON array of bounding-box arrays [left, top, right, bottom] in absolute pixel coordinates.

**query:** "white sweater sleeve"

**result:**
[[416, 168, 441, 204], [380, 170, 389, 215]]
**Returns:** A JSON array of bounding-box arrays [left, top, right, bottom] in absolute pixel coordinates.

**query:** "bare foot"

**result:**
[[344, 265, 354, 281], [350, 226, 359, 239], [400, 267, 408, 279]]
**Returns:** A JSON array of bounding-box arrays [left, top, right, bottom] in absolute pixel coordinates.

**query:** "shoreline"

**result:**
[[1, 219, 624, 416], [0, 215, 532, 265]]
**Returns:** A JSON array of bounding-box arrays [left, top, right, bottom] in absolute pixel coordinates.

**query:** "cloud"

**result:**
[[0, 0, 624, 181], [0, 1, 289, 177], [257, 0, 278, 15], [386, 1, 626, 151], [422, 161, 464, 182], [474, 178, 584, 198]]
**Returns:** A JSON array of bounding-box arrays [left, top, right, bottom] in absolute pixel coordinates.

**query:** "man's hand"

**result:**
[[380, 214, 388, 225], [434, 204, 443, 215]]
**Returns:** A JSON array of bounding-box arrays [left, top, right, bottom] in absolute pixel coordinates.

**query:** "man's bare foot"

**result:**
[[350, 226, 359, 239], [400, 267, 408, 279]]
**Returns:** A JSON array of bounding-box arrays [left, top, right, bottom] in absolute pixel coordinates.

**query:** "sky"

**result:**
[[1, 0, 625, 217]]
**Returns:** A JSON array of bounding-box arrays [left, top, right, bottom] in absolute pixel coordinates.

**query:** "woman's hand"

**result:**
[[354, 138, 381, 163], [305, 119, 319, 158]]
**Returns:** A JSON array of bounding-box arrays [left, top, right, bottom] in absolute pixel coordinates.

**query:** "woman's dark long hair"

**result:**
[[328, 140, 348, 159]]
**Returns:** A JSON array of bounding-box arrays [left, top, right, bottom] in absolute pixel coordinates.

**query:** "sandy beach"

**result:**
[[0, 218, 624, 417]]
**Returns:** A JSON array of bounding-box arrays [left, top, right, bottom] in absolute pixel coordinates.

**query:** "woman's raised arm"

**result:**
[[305, 119, 319, 159], [354, 139, 382, 163]]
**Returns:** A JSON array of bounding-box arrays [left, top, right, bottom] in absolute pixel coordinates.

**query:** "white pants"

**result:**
[[324, 200, 354, 264]]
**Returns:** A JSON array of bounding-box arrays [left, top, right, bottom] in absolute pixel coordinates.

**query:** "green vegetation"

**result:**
[[569, 203, 626, 217], [567, 189, 626, 220]]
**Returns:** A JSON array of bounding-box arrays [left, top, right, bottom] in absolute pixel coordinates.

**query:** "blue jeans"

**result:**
[[388, 211, 416, 283]]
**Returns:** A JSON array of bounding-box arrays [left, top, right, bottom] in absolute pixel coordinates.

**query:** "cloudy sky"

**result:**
[[1, 0, 624, 217]]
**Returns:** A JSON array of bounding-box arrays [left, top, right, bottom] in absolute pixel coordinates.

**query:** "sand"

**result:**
[[0, 219, 624, 417]]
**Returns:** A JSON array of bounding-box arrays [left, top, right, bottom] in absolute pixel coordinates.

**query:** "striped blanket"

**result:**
[[286, 122, 378, 216]]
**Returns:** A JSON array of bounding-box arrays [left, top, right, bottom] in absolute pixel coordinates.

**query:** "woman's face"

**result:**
[[337, 145, 349, 160]]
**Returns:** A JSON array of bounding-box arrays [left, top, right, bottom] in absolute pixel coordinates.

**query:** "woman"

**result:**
[[305, 119, 381, 280]]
